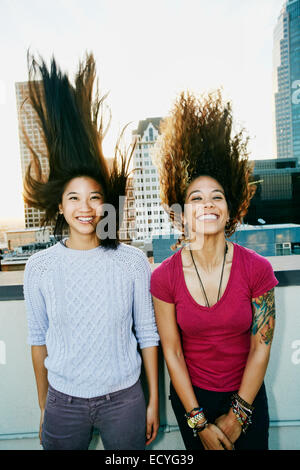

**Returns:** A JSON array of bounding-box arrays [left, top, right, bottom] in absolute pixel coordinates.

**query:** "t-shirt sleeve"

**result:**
[[150, 260, 175, 304], [23, 256, 49, 346], [250, 254, 279, 299]]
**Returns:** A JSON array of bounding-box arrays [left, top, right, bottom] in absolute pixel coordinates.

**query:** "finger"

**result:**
[[146, 433, 155, 445], [215, 426, 233, 450], [146, 423, 153, 443], [146, 435, 155, 445], [147, 422, 160, 445], [220, 437, 234, 450]]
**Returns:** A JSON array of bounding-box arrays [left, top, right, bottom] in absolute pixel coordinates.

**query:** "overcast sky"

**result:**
[[0, 0, 285, 222]]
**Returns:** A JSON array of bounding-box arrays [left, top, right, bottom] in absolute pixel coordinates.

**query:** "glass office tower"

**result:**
[[273, 0, 300, 162]]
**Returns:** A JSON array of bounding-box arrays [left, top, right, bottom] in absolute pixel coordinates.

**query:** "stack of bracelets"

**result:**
[[185, 407, 208, 437], [185, 394, 254, 439], [230, 393, 255, 434]]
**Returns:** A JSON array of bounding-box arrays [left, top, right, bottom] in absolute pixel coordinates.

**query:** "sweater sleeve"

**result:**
[[23, 256, 49, 346], [132, 251, 160, 349]]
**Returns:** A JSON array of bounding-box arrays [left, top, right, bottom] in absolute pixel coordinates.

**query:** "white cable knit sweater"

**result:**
[[23, 240, 159, 398]]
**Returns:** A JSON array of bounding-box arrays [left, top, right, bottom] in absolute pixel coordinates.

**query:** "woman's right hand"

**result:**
[[198, 423, 234, 450], [39, 409, 45, 444]]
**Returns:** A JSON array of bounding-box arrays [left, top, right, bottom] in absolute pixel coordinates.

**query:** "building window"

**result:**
[[149, 127, 154, 141], [275, 242, 291, 256]]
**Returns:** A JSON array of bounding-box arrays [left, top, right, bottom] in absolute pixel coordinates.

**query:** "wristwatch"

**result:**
[[186, 413, 206, 429]]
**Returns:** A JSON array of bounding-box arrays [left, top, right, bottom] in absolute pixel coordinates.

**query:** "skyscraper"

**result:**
[[273, 0, 300, 162], [131, 118, 171, 240], [118, 176, 136, 243], [15, 81, 49, 229]]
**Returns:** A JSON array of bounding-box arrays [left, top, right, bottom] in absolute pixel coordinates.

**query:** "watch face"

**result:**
[[187, 418, 196, 428]]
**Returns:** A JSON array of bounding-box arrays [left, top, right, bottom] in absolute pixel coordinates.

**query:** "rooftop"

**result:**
[[0, 270, 24, 286], [238, 223, 300, 230], [132, 117, 162, 137], [5, 227, 46, 233]]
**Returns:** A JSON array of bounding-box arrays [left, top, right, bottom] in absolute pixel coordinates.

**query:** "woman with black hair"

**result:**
[[23, 53, 159, 450], [150, 91, 278, 450]]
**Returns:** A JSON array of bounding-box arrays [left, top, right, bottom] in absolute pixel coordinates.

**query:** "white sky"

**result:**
[[0, 0, 284, 222]]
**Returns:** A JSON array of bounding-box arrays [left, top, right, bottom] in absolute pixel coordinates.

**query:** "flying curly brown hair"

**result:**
[[21, 52, 133, 249], [154, 90, 255, 248]]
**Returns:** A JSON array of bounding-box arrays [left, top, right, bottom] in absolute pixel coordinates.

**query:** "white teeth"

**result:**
[[199, 214, 218, 220], [77, 217, 93, 222]]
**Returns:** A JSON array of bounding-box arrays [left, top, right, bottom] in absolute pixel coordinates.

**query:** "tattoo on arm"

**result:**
[[251, 288, 275, 346]]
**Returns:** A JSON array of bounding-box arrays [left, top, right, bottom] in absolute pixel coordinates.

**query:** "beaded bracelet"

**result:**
[[230, 394, 254, 434], [232, 403, 252, 433], [185, 407, 208, 437], [185, 407, 203, 417], [194, 419, 208, 436], [232, 393, 255, 413]]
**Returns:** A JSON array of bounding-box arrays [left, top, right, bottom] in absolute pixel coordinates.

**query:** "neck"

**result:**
[[189, 233, 227, 272], [66, 231, 100, 250]]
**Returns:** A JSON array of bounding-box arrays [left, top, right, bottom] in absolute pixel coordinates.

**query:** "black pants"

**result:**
[[170, 382, 269, 450]]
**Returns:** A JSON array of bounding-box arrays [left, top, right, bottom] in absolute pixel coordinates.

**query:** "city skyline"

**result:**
[[0, 0, 285, 223]]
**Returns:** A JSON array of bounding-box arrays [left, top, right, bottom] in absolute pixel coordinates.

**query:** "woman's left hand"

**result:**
[[146, 402, 160, 446], [215, 409, 242, 445]]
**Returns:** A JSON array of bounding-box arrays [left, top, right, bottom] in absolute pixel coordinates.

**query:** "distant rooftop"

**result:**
[[238, 224, 300, 230], [132, 117, 162, 137], [0, 271, 24, 286], [5, 227, 46, 233]]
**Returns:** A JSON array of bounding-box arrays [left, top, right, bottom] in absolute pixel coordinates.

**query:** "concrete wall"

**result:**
[[0, 282, 300, 450]]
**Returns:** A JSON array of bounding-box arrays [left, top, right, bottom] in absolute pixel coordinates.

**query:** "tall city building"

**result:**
[[131, 118, 171, 240], [273, 0, 300, 162], [104, 158, 136, 244], [118, 177, 136, 243], [15, 81, 49, 229]]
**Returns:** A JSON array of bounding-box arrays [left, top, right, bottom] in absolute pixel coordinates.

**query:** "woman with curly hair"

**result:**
[[150, 91, 278, 450], [22, 53, 159, 450]]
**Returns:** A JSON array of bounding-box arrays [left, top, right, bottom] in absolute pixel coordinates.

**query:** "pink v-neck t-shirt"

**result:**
[[150, 243, 278, 392]]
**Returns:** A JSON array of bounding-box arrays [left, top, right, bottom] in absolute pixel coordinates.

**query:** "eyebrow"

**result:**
[[187, 189, 225, 198], [66, 191, 103, 196]]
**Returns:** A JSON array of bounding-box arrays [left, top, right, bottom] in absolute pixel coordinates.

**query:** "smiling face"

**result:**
[[58, 176, 104, 237], [184, 175, 229, 241]]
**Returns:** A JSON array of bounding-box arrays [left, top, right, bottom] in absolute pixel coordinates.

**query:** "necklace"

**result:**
[[190, 243, 228, 308]]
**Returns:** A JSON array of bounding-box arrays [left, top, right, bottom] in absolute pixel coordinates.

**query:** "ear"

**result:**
[[58, 203, 63, 214]]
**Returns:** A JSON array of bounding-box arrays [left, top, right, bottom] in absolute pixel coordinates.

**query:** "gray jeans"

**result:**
[[42, 380, 146, 450]]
